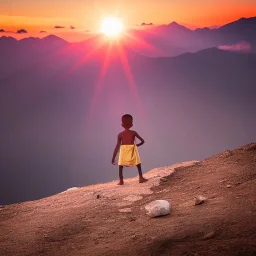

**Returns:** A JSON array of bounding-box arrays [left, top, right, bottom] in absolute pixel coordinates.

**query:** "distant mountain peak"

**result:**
[[0, 36, 17, 41], [169, 21, 183, 27], [238, 16, 256, 21], [194, 27, 211, 32], [169, 21, 179, 26], [220, 16, 256, 30], [237, 16, 256, 23], [42, 34, 67, 43], [193, 47, 225, 56], [168, 21, 191, 31], [19, 37, 40, 42]]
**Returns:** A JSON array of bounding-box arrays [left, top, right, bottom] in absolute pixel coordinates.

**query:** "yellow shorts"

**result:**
[[118, 144, 141, 167]]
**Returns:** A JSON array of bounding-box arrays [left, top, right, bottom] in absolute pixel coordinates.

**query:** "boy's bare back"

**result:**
[[118, 130, 142, 145]]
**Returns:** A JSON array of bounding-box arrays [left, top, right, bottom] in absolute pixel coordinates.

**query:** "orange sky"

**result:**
[[0, 0, 255, 41]]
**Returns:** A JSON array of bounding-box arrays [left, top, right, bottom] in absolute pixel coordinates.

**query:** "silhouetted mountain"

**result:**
[[42, 34, 68, 45], [194, 27, 211, 33], [1, 16, 256, 59], [219, 16, 256, 31], [0, 36, 17, 43], [167, 21, 192, 32], [19, 36, 39, 42], [125, 16, 256, 56], [0, 35, 69, 79], [0, 41, 255, 205], [216, 17, 256, 50], [208, 25, 220, 29]]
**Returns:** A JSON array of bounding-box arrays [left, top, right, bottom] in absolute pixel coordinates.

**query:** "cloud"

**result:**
[[17, 29, 28, 34], [0, 29, 5, 32], [54, 26, 65, 29], [218, 41, 251, 53], [141, 22, 153, 26], [70, 25, 75, 30], [40, 31, 47, 33]]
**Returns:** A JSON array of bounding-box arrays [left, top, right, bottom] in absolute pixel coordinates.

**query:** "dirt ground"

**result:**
[[1, 143, 256, 256]]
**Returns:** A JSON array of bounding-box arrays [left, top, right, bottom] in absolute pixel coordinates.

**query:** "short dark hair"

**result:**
[[122, 114, 133, 120], [121, 114, 133, 129]]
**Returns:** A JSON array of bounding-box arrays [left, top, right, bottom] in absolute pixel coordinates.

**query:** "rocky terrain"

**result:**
[[1, 143, 256, 256]]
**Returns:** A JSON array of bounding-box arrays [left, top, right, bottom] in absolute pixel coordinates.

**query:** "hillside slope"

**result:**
[[1, 143, 256, 256]]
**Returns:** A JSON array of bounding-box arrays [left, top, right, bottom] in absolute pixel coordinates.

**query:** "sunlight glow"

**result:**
[[100, 17, 123, 37]]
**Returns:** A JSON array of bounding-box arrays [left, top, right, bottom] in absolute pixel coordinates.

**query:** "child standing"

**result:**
[[112, 114, 148, 185]]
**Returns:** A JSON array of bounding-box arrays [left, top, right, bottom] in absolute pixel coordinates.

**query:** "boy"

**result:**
[[112, 114, 148, 185]]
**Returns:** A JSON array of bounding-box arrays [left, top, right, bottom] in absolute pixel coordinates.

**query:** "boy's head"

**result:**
[[121, 114, 133, 129]]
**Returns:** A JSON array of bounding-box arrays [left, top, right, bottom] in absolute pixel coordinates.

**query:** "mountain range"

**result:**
[[127, 16, 256, 56], [0, 16, 255, 205]]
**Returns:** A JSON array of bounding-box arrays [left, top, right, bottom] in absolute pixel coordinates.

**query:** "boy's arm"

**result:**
[[112, 134, 122, 165], [135, 132, 145, 147]]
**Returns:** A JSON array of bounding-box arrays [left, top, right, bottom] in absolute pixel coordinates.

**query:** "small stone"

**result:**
[[195, 195, 207, 205], [202, 231, 216, 240], [103, 218, 108, 220], [93, 191, 103, 199], [66, 187, 79, 192], [145, 200, 170, 218], [160, 177, 168, 183], [131, 235, 137, 239], [119, 208, 132, 213], [226, 185, 232, 188], [123, 195, 143, 202], [82, 219, 91, 222]]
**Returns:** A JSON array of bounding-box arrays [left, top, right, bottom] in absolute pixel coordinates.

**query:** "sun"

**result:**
[[100, 17, 123, 37]]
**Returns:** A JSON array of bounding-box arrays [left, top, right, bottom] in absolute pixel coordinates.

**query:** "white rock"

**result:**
[[119, 208, 132, 213], [123, 195, 143, 202], [145, 200, 170, 218], [202, 231, 216, 240], [66, 187, 79, 192], [195, 195, 207, 205]]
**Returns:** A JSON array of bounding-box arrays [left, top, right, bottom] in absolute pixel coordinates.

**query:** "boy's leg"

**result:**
[[118, 165, 124, 185], [136, 164, 148, 183]]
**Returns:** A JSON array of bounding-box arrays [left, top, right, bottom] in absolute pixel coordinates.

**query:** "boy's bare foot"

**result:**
[[117, 181, 124, 185], [139, 177, 148, 183]]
